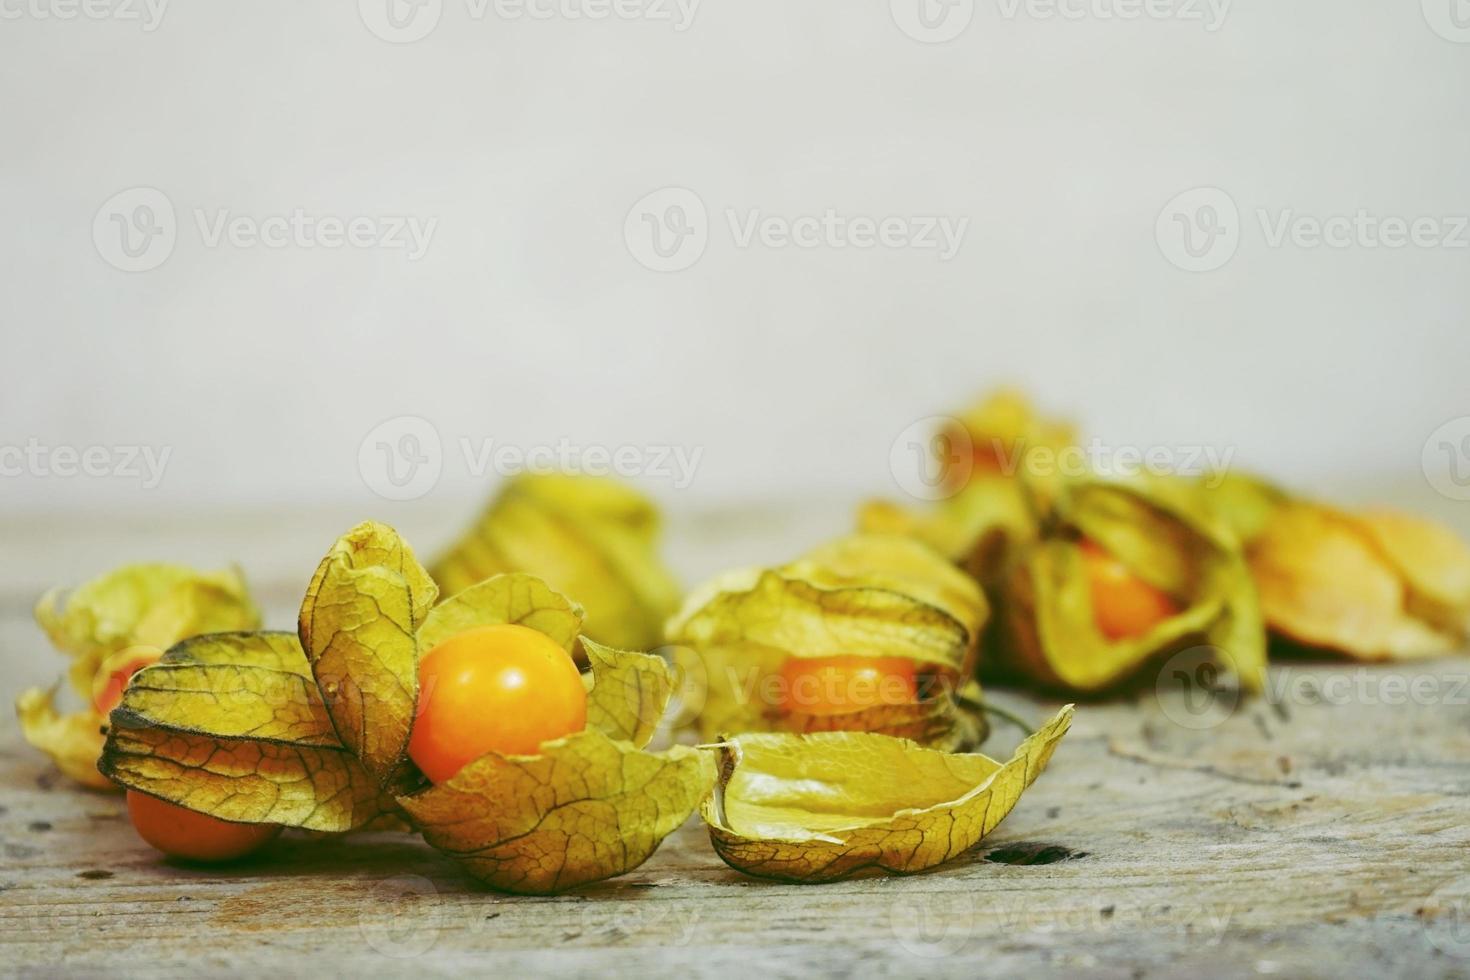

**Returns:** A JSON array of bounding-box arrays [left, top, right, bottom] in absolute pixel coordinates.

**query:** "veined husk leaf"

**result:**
[[666, 534, 989, 747], [1000, 479, 1266, 693], [397, 638, 713, 895], [97, 632, 399, 831], [1248, 503, 1470, 659], [431, 474, 681, 652], [702, 705, 1073, 883], [18, 563, 260, 789], [299, 521, 439, 790]]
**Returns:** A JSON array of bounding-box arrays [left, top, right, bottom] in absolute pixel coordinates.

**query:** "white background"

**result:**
[[3, 0, 1468, 529]]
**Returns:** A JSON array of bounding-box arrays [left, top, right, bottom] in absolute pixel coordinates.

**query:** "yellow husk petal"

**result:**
[[15, 688, 111, 790], [431, 474, 681, 651], [1248, 504, 1469, 659], [399, 730, 711, 895], [97, 631, 400, 831], [299, 521, 438, 788], [418, 573, 583, 655], [21, 563, 260, 788], [581, 638, 675, 748], [702, 705, 1073, 883], [34, 562, 259, 703]]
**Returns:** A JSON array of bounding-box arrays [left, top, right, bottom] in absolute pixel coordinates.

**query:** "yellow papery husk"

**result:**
[[16, 688, 111, 790], [431, 474, 681, 652], [703, 705, 1073, 883], [21, 563, 260, 789], [1247, 503, 1470, 660], [297, 522, 709, 893], [667, 534, 989, 747], [97, 631, 401, 831], [997, 478, 1266, 694]]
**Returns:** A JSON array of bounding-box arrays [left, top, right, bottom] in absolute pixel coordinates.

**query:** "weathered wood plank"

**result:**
[[4, 655, 1468, 978]]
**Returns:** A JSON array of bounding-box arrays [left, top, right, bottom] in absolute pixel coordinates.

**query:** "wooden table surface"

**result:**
[[2, 504, 1468, 978]]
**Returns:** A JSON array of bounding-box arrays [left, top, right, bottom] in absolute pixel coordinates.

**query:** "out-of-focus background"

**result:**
[[3, 2, 1468, 615]]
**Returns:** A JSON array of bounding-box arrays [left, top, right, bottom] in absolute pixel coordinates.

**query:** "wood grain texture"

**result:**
[[3, 509, 1470, 978]]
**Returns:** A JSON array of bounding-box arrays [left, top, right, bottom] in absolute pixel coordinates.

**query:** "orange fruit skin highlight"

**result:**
[[92, 648, 162, 715], [126, 791, 280, 862], [778, 656, 919, 716], [1079, 539, 1179, 641], [408, 623, 588, 783]]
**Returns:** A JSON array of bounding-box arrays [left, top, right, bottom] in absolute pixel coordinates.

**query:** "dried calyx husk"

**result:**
[[997, 476, 1267, 694], [1167, 473, 1470, 660], [17, 564, 260, 789], [702, 704, 1073, 883], [431, 474, 682, 653], [858, 389, 1073, 591], [1246, 502, 1470, 660], [100, 522, 713, 894], [666, 533, 991, 751]]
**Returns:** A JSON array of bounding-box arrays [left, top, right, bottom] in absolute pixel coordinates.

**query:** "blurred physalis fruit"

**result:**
[[126, 790, 281, 863]]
